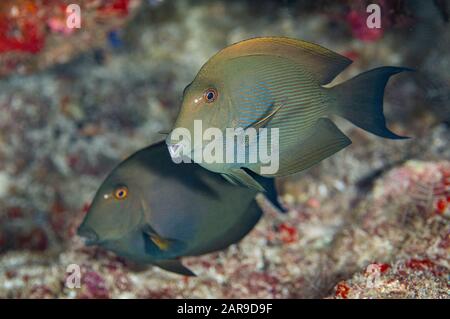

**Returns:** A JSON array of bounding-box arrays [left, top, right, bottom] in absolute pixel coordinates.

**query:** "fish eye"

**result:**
[[203, 88, 218, 103], [113, 186, 128, 200]]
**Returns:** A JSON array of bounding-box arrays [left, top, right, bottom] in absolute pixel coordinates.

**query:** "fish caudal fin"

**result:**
[[329, 66, 412, 139]]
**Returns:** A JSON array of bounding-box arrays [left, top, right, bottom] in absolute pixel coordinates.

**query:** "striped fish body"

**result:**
[[227, 56, 328, 131], [168, 37, 409, 190], [224, 55, 331, 174]]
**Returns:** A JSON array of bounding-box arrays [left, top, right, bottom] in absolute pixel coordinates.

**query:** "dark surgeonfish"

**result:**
[[77, 141, 283, 276], [166, 37, 411, 191]]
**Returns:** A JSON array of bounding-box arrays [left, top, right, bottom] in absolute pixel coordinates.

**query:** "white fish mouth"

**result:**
[[168, 143, 183, 158], [167, 142, 207, 162], [77, 225, 100, 246]]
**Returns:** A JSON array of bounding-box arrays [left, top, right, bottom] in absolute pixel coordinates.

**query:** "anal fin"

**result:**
[[221, 173, 239, 186], [228, 168, 266, 192], [153, 259, 196, 277]]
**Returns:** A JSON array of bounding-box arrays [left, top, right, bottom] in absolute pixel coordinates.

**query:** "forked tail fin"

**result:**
[[329, 66, 412, 139]]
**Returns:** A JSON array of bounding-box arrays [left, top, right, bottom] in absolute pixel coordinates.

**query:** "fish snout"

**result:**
[[77, 224, 99, 246], [168, 143, 183, 158], [166, 132, 191, 161]]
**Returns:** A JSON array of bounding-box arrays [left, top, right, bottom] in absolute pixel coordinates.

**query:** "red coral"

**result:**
[[436, 198, 447, 214], [0, 1, 49, 54], [405, 258, 444, 276], [442, 169, 450, 183], [279, 223, 298, 244], [366, 262, 391, 274], [379, 263, 391, 273], [0, 0, 138, 76], [98, 0, 130, 16], [335, 282, 350, 299], [0, 19, 45, 54], [345, 0, 415, 42], [406, 258, 434, 270], [82, 271, 110, 298], [433, 166, 450, 214], [346, 10, 384, 42]]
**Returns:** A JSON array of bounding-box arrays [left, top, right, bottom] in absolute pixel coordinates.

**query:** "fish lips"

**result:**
[[166, 141, 194, 163], [77, 225, 100, 246], [167, 143, 183, 158]]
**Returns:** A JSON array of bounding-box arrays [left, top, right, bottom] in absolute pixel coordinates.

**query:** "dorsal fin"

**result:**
[[205, 37, 352, 85]]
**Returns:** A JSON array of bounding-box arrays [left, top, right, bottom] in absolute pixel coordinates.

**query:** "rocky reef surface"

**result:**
[[0, 0, 448, 298]]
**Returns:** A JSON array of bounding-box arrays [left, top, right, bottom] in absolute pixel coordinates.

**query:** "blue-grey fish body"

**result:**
[[166, 37, 410, 191], [78, 141, 281, 276]]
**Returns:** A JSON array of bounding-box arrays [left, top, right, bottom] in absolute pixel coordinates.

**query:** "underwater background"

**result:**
[[0, 0, 449, 298]]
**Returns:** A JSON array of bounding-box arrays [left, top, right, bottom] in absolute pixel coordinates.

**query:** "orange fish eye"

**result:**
[[203, 88, 218, 103], [114, 186, 128, 200]]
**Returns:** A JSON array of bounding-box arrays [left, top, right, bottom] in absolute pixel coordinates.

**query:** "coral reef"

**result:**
[[1, 154, 448, 298], [0, 0, 141, 76], [0, 0, 448, 298]]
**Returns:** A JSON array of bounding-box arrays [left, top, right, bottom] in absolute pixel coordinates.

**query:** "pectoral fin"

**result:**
[[227, 168, 266, 192], [244, 102, 283, 130], [236, 102, 284, 148], [274, 118, 352, 176], [142, 225, 185, 253], [143, 225, 170, 250], [153, 259, 196, 277], [150, 235, 171, 250]]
